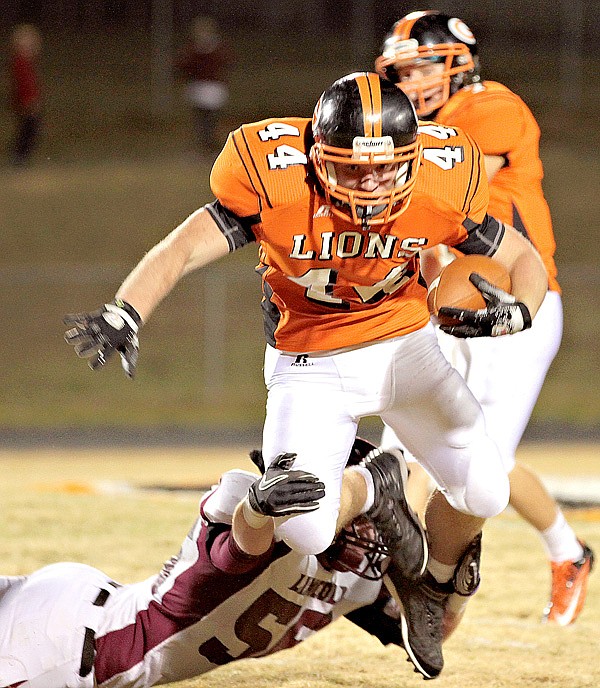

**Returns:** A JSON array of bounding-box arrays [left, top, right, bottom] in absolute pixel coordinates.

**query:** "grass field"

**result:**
[[1, 442, 599, 687]]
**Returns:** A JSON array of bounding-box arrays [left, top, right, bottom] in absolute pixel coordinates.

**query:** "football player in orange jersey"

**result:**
[[65, 72, 548, 678], [376, 10, 594, 628]]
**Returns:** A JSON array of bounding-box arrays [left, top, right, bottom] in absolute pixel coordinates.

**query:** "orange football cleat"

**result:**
[[543, 542, 595, 626]]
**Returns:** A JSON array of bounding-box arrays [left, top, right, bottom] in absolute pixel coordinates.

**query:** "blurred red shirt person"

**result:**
[[175, 16, 234, 156], [8, 23, 43, 166]]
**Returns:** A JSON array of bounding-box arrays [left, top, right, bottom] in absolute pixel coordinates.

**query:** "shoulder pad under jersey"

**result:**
[[210, 117, 313, 218], [414, 121, 487, 219]]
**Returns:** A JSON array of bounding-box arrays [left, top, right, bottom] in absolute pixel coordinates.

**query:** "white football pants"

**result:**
[[262, 322, 509, 555], [382, 290, 563, 473], [0, 563, 112, 688]]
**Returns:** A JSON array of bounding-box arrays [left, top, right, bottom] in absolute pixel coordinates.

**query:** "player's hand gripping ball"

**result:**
[[427, 254, 511, 317], [427, 254, 530, 338]]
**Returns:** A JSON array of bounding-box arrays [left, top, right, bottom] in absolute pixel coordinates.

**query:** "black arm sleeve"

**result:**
[[455, 213, 505, 257], [204, 199, 259, 251], [344, 596, 405, 647]]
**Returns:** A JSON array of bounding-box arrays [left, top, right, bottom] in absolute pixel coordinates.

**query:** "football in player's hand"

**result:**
[[427, 254, 512, 322]]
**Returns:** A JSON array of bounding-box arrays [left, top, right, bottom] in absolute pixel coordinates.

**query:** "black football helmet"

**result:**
[[317, 437, 389, 580], [375, 11, 479, 116], [311, 72, 422, 226]]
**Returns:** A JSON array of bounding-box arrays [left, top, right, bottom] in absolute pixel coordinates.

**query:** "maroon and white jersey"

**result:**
[[0, 471, 392, 688]]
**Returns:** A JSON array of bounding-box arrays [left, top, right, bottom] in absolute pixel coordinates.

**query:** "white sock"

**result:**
[[348, 465, 375, 513], [540, 511, 584, 562], [427, 557, 455, 584]]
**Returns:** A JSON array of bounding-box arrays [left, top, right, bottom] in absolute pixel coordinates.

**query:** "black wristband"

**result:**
[[113, 299, 142, 326], [517, 302, 532, 330]]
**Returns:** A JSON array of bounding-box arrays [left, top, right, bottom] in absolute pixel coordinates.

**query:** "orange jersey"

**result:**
[[436, 81, 559, 292], [210, 117, 496, 352]]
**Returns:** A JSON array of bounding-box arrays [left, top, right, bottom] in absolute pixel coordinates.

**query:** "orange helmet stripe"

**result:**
[[392, 10, 431, 38], [355, 73, 383, 137]]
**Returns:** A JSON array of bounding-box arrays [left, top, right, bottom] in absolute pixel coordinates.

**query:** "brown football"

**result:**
[[427, 254, 512, 317]]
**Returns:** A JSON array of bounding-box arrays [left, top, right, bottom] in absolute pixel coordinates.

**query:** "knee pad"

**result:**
[[443, 441, 509, 518], [464, 450, 509, 517], [276, 511, 338, 555]]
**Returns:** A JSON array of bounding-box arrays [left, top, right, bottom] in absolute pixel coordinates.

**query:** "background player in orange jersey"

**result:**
[[376, 10, 594, 627], [65, 72, 548, 678]]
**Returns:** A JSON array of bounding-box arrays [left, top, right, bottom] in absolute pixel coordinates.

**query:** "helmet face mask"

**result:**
[[318, 514, 389, 580], [375, 12, 479, 117], [311, 72, 422, 226]]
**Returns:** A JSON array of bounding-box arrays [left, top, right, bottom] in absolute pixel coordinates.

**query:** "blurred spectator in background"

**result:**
[[175, 15, 234, 157], [7, 23, 43, 167]]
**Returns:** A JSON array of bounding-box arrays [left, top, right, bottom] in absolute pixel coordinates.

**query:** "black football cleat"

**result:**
[[385, 569, 450, 680], [363, 448, 428, 581]]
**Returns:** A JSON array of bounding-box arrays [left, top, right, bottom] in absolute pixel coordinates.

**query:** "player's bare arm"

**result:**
[[491, 223, 547, 319], [484, 154, 505, 181], [116, 207, 229, 322], [231, 500, 275, 556], [64, 207, 229, 377]]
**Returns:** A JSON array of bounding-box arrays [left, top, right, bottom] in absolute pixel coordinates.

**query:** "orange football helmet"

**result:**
[[311, 72, 422, 226], [375, 11, 479, 116]]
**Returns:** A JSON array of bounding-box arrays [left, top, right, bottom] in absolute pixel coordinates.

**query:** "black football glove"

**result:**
[[247, 452, 325, 517], [438, 273, 532, 338], [64, 299, 142, 378], [248, 449, 265, 474]]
